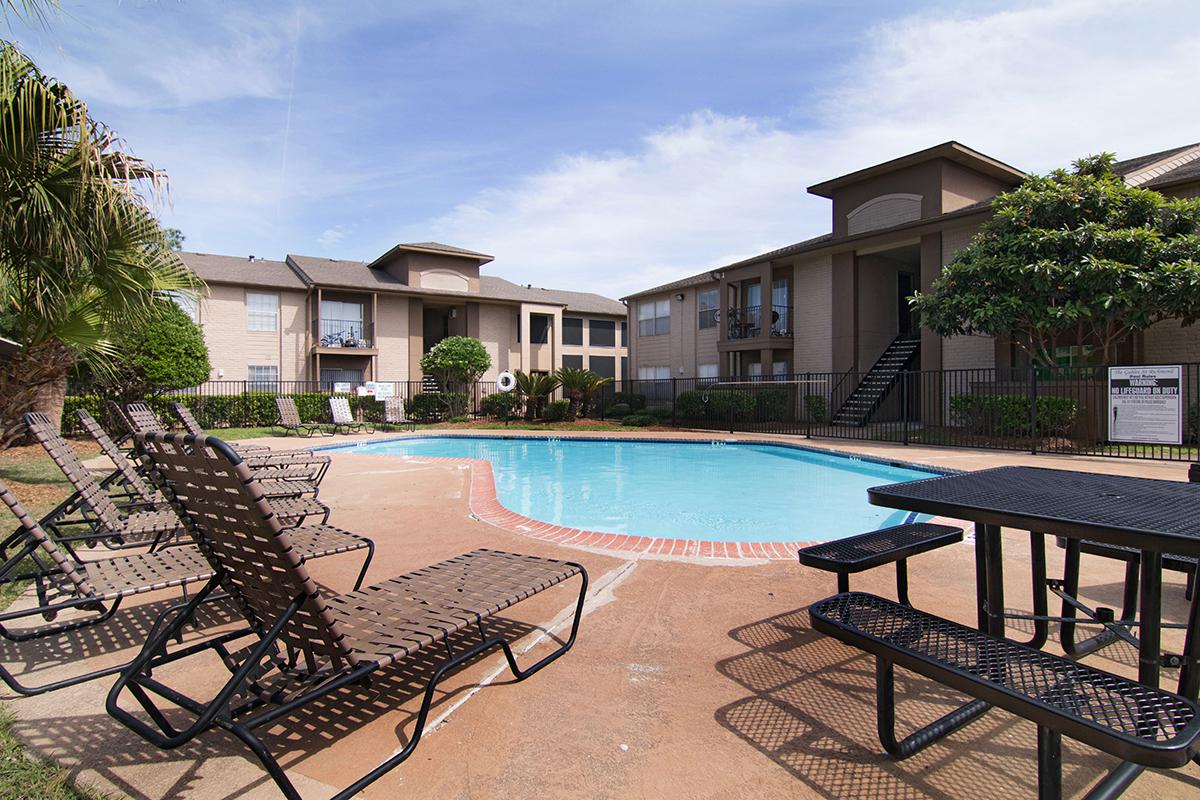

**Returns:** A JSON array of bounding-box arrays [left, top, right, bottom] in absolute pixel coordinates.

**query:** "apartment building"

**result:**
[[624, 140, 1200, 386], [177, 241, 628, 387]]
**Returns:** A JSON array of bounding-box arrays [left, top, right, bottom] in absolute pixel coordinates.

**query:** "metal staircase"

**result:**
[[831, 334, 921, 426]]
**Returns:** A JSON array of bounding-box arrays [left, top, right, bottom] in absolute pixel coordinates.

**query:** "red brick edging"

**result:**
[[408, 455, 813, 561]]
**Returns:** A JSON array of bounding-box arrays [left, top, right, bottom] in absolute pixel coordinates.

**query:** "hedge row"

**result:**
[[950, 394, 1078, 437]]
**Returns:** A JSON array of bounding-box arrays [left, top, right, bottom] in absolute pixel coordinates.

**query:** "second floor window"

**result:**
[[563, 317, 583, 346], [246, 292, 278, 332], [638, 299, 670, 337], [698, 289, 718, 329], [530, 314, 551, 344], [165, 290, 198, 322], [590, 319, 615, 347]]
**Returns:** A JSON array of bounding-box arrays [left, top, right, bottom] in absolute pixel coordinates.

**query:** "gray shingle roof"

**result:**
[[1112, 144, 1199, 177], [1143, 157, 1200, 189], [178, 252, 305, 290], [286, 254, 407, 290], [479, 276, 626, 316], [401, 241, 494, 259]]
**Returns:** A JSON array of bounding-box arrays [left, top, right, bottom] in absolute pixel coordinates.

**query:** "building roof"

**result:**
[[178, 252, 305, 290], [1112, 144, 1198, 177], [366, 240, 495, 269], [480, 276, 626, 316], [806, 140, 1026, 198], [286, 254, 406, 291], [1143, 157, 1200, 189]]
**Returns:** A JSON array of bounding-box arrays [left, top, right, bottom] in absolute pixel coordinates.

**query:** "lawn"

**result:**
[[0, 444, 112, 800]]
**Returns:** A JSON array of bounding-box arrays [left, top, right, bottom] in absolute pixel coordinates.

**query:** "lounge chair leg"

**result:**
[[352, 539, 375, 591], [894, 560, 909, 606], [874, 658, 991, 760]]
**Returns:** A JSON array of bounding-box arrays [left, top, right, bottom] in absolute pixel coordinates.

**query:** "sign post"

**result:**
[[1107, 365, 1182, 445]]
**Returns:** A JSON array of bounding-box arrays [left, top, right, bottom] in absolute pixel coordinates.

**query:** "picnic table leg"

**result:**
[[1137, 549, 1163, 688], [981, 523, 1006, 637], [974, 525, 988, 631], [1178, 563, 1200, 699], [1023, 533, 1048, 649]]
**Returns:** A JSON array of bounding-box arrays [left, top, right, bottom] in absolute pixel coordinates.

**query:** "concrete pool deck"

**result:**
[[4, 430, 1199, 798]]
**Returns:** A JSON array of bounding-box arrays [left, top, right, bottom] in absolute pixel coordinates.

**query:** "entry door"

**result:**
[[897, 273, 916, 335]]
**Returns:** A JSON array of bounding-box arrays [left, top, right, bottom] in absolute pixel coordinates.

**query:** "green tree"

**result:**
[[554, 367, 613, 420], [419, 336, 490, 416], [102, 300, 211, 398], [911, 154, 1200, 367], [163, 227, 185, 251], [513, 371, 559, 421], [0, 42, 202, 444]]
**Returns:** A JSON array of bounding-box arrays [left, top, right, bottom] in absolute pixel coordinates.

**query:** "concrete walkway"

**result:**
[[4, 431, 1199, 798]]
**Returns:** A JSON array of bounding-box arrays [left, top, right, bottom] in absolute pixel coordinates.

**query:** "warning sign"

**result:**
[[1108, 366, 1182, 445]]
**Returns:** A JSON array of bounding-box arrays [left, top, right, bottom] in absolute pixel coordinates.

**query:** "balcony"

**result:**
[[726, 305, 792, 340], [314, 317, 376, 350]]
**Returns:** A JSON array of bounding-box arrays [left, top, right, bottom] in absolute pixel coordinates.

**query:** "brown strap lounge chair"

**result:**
[[274, 397, 326, 437], [74, 409, 160, 507], [22, 413, 328, 553], [126, 402, 331, 484], [108, 431, 586, 800], [79, 409, 319, 502], [170, 402, 270, 452], [383, 397, 417, 431], [329, 395, 374, 435], [0, 476, 373, 696]]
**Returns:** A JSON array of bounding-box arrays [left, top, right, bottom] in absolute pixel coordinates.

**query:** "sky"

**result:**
[[8, 0, 1200, 297]]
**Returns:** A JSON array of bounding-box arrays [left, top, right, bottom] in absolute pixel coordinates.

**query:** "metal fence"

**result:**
[[65, 364, 1200, 461]]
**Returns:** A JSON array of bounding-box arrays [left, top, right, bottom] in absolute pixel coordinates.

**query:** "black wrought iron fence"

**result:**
[[63, 364, 1200, 461]]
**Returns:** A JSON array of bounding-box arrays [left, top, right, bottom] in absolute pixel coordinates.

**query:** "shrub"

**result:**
[[479, 391, 519, 419], [950, 394, 1078, 437], [605, 402, 631, 418], [675, 388, 756, 421], [541, 399, 570, 422], [621, 413, 657, 427], [804, 394, 828, 423], [448, 415, 470, 423], [754, 387, 791, 421], [406, 393, 446, 422], [610, 391, 646, 411]]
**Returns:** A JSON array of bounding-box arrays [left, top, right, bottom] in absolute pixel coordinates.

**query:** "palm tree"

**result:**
[[578, 372, 614, 419], [554, 367, 591, 420], [513, 371, 559, 421], [0, 42, 201, 444]]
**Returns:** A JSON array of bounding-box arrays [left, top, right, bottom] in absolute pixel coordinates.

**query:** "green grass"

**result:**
[[0, 453, 110, 800]]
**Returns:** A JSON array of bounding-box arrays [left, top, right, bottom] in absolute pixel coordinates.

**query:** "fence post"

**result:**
[[1028, 363, 1038, 456], [901, 371, 910, 446], [671, 379, 678, 427]]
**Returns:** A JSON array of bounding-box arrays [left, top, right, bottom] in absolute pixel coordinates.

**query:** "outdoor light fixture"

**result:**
[[675, 293, 685, 301], [710, 270, 725, 281], [449, 308, 458, 319]]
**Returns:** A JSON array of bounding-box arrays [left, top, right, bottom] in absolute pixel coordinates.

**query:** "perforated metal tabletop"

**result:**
[[868, 466, 1200, 557]]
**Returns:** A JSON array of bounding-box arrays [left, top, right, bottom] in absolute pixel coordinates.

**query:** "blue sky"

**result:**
[[9, 0, 1200, 296]]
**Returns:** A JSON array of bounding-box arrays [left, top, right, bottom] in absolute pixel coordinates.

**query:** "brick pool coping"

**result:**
[[320, 433, 960, 562]]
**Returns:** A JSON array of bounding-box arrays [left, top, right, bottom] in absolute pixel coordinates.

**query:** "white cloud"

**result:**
[[422, 0, 1200, 297], [317, 226, 348, 248]]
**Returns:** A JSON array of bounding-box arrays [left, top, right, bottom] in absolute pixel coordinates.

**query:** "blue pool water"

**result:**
[[339, 437, 940, 543]]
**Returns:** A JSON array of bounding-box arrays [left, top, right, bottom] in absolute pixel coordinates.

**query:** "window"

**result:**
[[247, 365, 278, 391], [772, 361, 788, 377], [319, 367, 363, 390], [638, 366, 670, 381], [698, 363, 719, 381], [621, 356, 627, 380], [319, 299, 365, 345], [620, 321, 627, 344], [590, 355, 615, 379], [246, 292, 278, 332], [529, 314, 551, 344], [590, 319, 615, 347], [562, 354, 583, 369], [747, 362, 762, 378], [698, 289, 718, 329], [563, 317, 584, 346], [638, 299, 670, 336], [165, 291, 198, 322]]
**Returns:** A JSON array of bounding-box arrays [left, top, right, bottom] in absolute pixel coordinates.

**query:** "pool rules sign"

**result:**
[[1107, 365, 1182, 445]]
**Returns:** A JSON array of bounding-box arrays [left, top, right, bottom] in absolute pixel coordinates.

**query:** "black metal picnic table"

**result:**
[[867, 465, 1200, 699]]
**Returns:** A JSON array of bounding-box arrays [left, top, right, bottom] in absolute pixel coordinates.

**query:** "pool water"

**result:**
[[341, 436, 939, 543]]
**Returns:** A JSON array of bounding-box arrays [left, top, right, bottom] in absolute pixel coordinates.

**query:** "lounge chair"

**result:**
[[108, 431, 586, 800], [125, 403, 331, 484], [73, 409, 160, 508], [21, 413, 327, 553], [329, 395, 374, 434], [383, 397, 417, 431], [274, 397, 326, 437], [79, 409, 318, 502], [0, 476, 374, 696], [170, 402, 270, 452]]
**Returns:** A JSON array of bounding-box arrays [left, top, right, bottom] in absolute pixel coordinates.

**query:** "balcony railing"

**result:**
[[726, 305, 792, 339], [316, 318, 374, 349]]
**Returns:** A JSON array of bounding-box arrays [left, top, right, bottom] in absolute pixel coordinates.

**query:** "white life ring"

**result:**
[[497, 371, 517, 393]]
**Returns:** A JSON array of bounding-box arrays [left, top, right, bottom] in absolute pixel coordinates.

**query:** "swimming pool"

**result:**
[[337, 436, 941, 544]]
